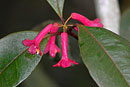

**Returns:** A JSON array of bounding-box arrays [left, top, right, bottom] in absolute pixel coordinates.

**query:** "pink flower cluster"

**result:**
[[22, 13, 103, 68]]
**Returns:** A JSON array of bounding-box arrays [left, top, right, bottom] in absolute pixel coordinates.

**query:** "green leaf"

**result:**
[[47, 0, 65, 17], [120, 8, 130, 41], [0, 31, 48, 87], [78, 24, 130, 87]]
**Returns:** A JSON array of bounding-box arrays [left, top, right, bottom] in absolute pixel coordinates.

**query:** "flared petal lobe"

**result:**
[[53, 32, 78, 68], [22, 39, 34, 46], [49, 44, 61, 57], [22, 24, 53, 56], [28, 45, 37, 55]]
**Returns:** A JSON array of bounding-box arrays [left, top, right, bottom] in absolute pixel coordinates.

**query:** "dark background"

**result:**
[[0, 0, 101, 38], [0, 0, 130, 38]]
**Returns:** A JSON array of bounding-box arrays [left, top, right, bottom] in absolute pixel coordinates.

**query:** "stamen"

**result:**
[[36, 49, 40, 54]]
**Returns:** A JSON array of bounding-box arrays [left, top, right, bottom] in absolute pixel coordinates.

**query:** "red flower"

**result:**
[[71, 13, 103, 32], [53, 32, 78, 68], [44, 23, 61, 57], [22, 24, 53, 56]]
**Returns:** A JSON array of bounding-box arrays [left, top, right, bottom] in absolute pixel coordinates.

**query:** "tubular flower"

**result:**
[[53, 32, 78, 68], [22, 24, 53, 56], [71, 13, 103, 31], [44, 23, 61, 57]]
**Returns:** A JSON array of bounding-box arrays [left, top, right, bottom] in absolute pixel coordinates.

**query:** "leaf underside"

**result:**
[[120, 8, 130, 41], [47, 0, 65, 17]]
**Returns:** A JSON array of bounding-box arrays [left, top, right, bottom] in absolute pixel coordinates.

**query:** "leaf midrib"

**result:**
[[0, 47, 28, 75], [56, 0, 61, 16], [78, 24, 130, 86]]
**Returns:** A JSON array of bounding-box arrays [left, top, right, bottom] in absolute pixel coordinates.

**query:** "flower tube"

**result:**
[[22, 24, 53, 56]]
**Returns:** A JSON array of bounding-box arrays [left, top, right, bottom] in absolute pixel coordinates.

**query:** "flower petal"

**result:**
[[49, 44, 61, 57], [68, 59, 79, 65], [44, 23, 60, 57], [22, 39, 34, 46], [28, 45, 37, 55], [71, 12, 103, 28], [53, 58, 76, 68], [89, 22, 104, 28], [93, 18, 101, 22], [35, 24, 53, 44], [74, 27, 79, 32], [71, 13, 90, 24], [61, 59, 72, 68]]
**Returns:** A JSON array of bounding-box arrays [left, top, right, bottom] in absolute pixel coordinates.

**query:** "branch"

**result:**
[[67, 26, 78, 40]]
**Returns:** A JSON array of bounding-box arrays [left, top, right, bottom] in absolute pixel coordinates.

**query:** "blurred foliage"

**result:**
[[120, 8, 130, 41], [119, 0, 130, 13]]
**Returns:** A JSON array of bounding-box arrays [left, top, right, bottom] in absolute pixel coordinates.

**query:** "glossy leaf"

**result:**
[[47, 0, 64, 17], [78, 24, 130, 87], [120, 8, 130, 41], [0, 31, 48, 87]]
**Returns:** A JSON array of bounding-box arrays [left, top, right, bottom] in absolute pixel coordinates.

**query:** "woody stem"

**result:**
[[67, 25, 78, 40], [60, 16, 65, 25]]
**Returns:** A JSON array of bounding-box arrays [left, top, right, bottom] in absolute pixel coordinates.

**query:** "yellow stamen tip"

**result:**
[[63, 25, 68, 29], [36, 49, 40, 54]]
